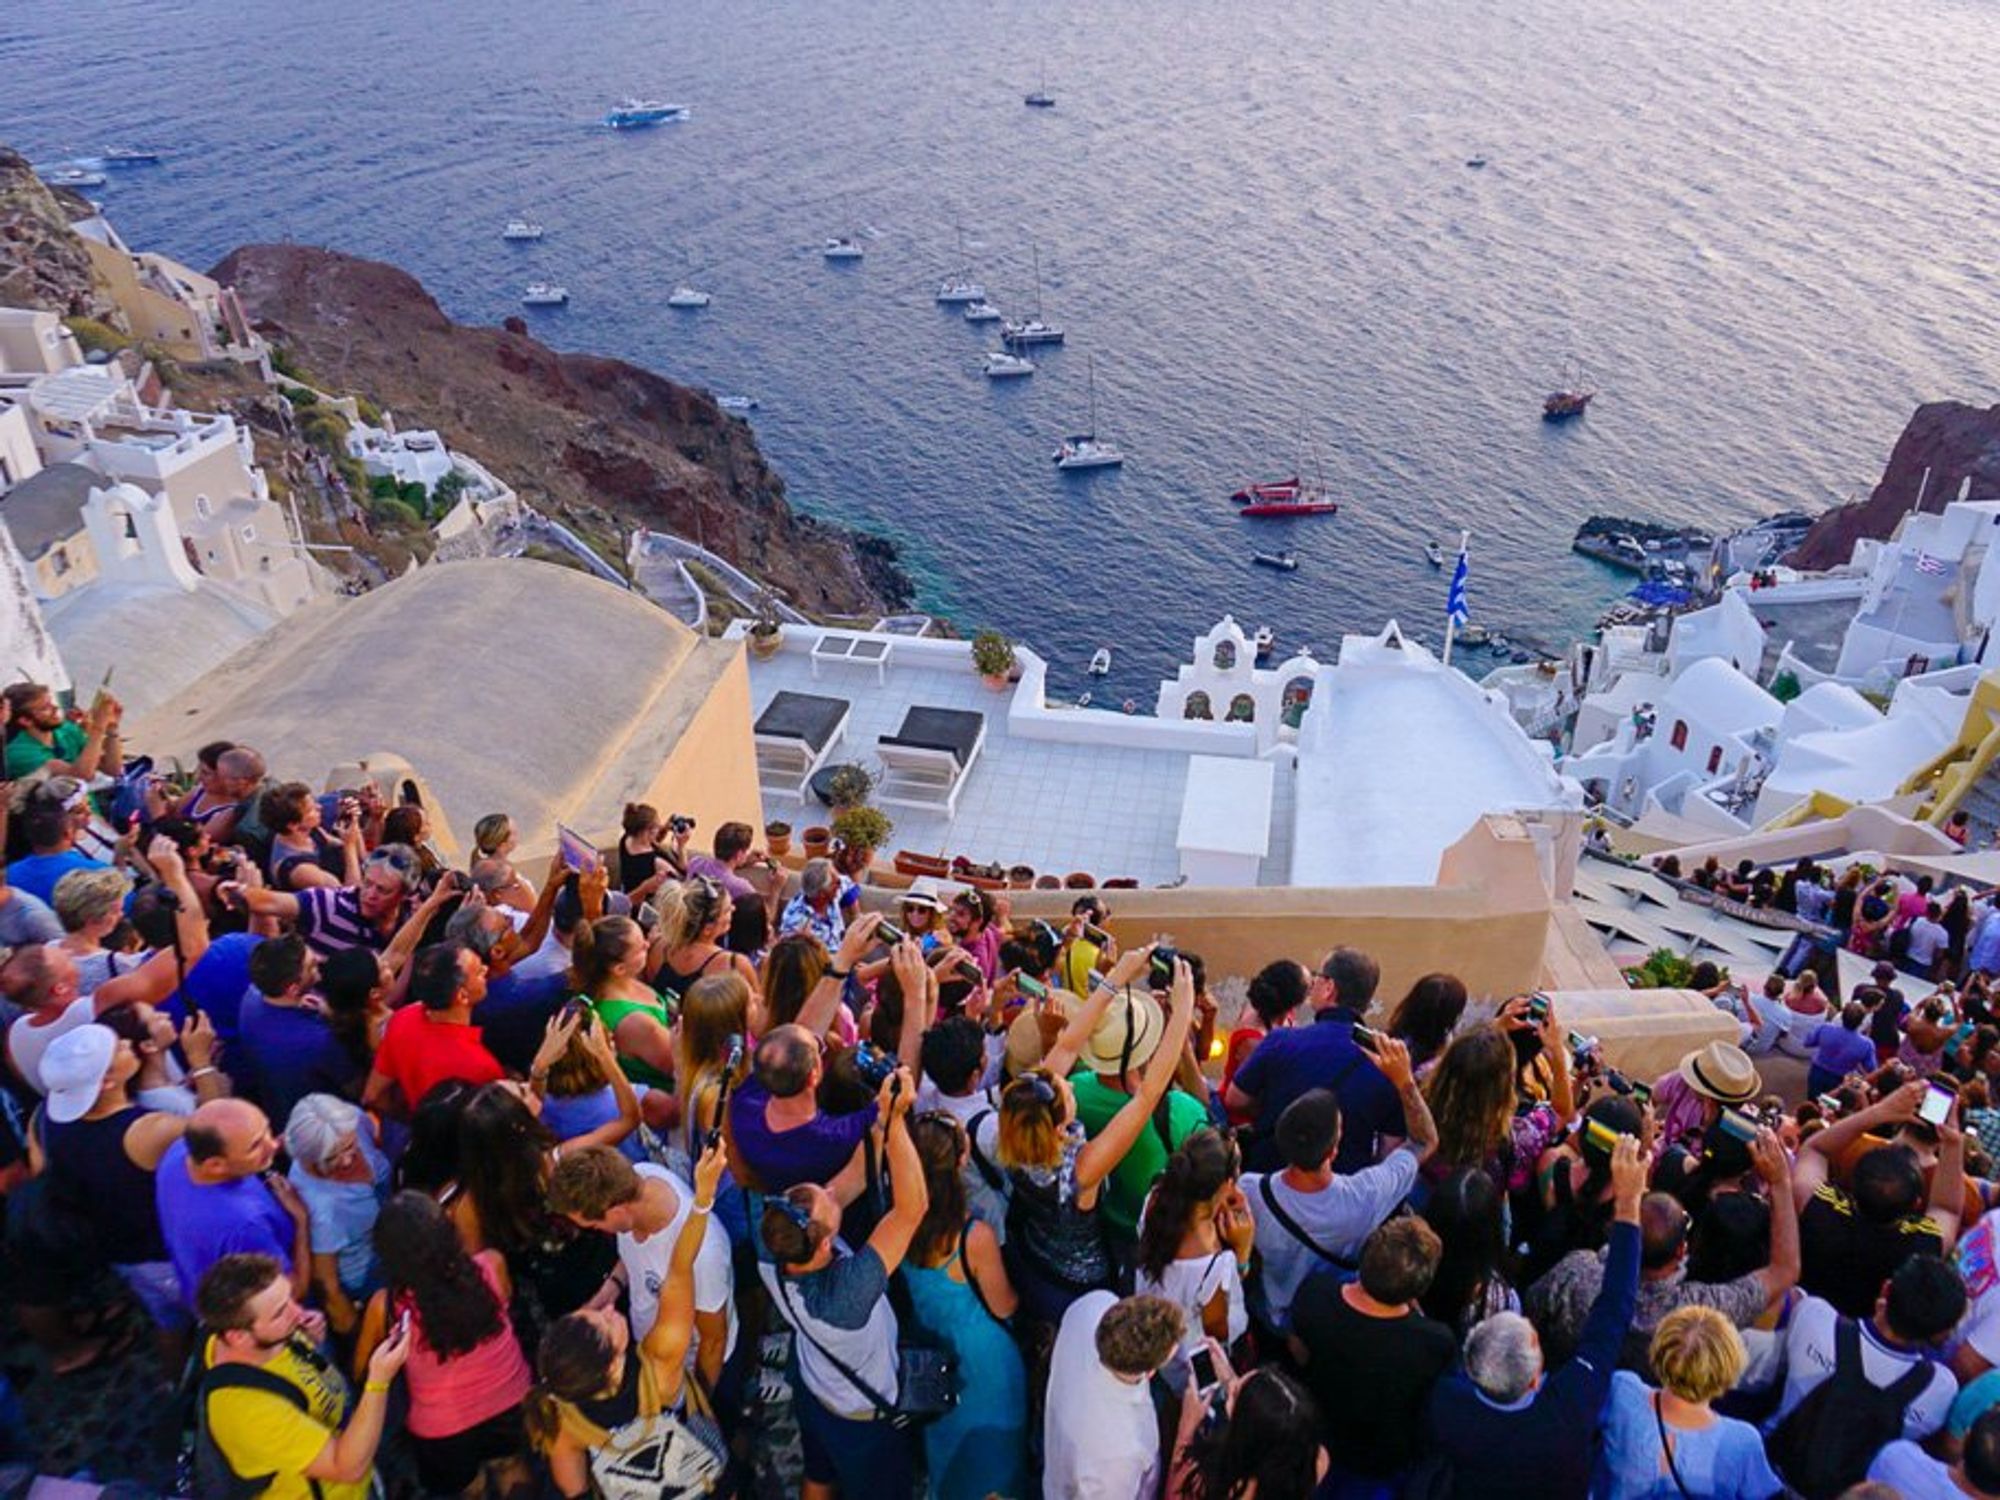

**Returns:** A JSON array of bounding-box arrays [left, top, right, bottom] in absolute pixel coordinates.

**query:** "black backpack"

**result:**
[[191, 1362, 323, 1500], [1768, 1316, 1934, 1500]]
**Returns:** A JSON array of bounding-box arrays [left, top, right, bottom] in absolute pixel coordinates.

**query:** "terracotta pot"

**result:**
[[894, 850, 952, 878], [962, 871, 1008, 892], [1103, 877, 1139, 889], [1063, 872, 1097, 889], [765, 823, 792, 858], [1007, 865, 1036, 889], [982, 673, 1010, 691], [1034, 875, 1063, 890], [802, 826, 832, 857], [748, 628, 782, 660]]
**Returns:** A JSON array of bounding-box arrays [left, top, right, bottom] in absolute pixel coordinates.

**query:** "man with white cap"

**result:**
[[35, 1022, 194, 1353], [1647, 1040, 1763, 1155]]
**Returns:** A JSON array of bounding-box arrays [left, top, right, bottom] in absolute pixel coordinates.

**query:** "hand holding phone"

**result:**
[[1920, 1078, 1959, 1127]]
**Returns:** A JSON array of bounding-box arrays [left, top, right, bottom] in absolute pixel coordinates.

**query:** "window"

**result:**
[[1183, 691, 1213, 721], [1669, 720, 1688, 751], [49, 547, 69, 577], [1227, 693, 1256, 723], [121, 511, 138, 540], [1706, 746, 1723, 775], [240, 524, 256, 544], [1213, 640, 1237, 670]]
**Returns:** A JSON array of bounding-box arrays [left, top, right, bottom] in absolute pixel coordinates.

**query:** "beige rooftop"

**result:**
[[126, 557, 760, 850]]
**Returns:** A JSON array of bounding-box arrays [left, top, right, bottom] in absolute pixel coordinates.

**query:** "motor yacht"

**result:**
[[502, 220, 546, 241], [102, 148, 162, 166], [521, 283, 569, 306], [40, 166, 107, 189], [667, 286, 711, 308], [962, 300, 1003, 323], [717, 395, 757, 413], [823, 237, 865, 261], [606, 99, 690, 128], [983, 350, 1035, 379]]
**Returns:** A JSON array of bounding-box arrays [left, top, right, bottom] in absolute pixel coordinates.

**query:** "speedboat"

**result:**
[[521, 283, 569, 306], [1239, 495, 1337, 518], [102, 148, 162, 166], [606, 99, 690, 128], [983, 350, 1035, 379], [667, 286, 711, 308], [1001, 318, 1064, 346], [1252, 551, 1299, 572], [1465, 156, 1488, 169], [1088, 648, 1112, 675], [1425, 541, 1444, 567], [503, 219, 546, 241], [717, 395, 757, 413], [1055, 435, 1123, 470], [40, 166, 107, 189], [936, 275, 986, 304], [823, 237, 864, 261], [962, 300, 1003, 323], [1457, 623, 1490, 646], [1232, 476, 1302, 504]]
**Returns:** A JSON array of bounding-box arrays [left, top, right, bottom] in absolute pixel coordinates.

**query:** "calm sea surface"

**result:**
[[10, 0, 2000, 697]]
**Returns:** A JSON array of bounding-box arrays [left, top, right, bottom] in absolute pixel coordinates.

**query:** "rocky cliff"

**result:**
[[0, 147, 118, 323], [1788, 401, 2000, 569], [209, 243, 908, 616]]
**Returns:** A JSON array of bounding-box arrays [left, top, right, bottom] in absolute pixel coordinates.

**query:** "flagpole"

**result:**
[[1443, 529, 1470, 667]]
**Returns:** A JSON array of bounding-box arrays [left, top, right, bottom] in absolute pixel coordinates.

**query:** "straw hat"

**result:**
[[1005, 992, 1075, 1075], [1677, 1041, 1760, 1105], [1080, 989, 1166, 1076], [898, 877, 947, 912]]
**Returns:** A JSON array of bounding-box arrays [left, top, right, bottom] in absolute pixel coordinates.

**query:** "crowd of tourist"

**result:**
[[8, 689, 2000, 1498]]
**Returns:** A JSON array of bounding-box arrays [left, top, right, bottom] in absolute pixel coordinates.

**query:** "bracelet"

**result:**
[[188, 1066, 219, 1080], [364, 1381, 390, 1394], [828, 965, 851, 980], [691, 1201, 714, 1216]]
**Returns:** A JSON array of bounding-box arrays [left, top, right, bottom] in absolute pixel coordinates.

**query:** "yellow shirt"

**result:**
[[1059, 938, 1103, 997], [204, 1335, 369, 1500]]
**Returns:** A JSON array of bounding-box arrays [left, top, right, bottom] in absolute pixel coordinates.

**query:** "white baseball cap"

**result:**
[[41, 1022, 118, 1124]]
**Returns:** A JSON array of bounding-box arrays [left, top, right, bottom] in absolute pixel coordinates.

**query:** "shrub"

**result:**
[[368, 474, 399, 501], [398, 480, 428, 512], [971, 629, 1016, 678], [433, 470, 468, 509], [64, 316, 127, 355], [298, 407, 350, 456], [369, 496, 423, 530], [1621, 947, 1724, 991], [1770, 671, 1802, 703], [281, 386, 318, 410], [823, 762, 877, 809], [354, 395, 384, 426], [831, 804, 893, 852]]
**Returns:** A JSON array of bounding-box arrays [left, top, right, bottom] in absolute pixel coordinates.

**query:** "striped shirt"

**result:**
[[294, 885, 397, 956]]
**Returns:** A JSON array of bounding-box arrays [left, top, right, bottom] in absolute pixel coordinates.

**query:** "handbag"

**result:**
[[776, 1273, 957, 1430]]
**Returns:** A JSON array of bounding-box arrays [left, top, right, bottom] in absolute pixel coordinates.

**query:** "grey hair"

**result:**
[[444, 902, 505, 958], [1464, 1313, 1542, 1403], [284, 1093, 361, 1171], [363, 843, 420, 891], [800, 858, 836, 899], [217, 746, 265, 781], [468, 857, 515, 895]]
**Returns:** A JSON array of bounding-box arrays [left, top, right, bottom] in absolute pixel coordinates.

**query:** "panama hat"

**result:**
[[1081, 989, 1166, 1075], [899, 877, 947, 912], [1678, 1040, 1760, 1105], [1005, 991, 1076, 1075], [41, 1022, 117, 1125]]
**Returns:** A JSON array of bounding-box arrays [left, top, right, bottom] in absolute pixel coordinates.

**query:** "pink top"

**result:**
[[400, 1251, 533, 1439]]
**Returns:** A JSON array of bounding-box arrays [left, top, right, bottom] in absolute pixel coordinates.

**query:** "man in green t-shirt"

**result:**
[[2, 682, 121, 782], [1066, 982, 1210, 1245]]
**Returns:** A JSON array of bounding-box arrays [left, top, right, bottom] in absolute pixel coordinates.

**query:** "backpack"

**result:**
[[192, 1362, 322, 1500], [1767, 1316, 1934, 1500]]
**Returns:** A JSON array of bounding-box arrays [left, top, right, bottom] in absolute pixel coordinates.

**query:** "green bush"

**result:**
[[369, 496, 423, 530], [368, 474, 400, 501], [354, 395, 384, 426], [281, 386, 318, 410], [831, 804, 894, 852], [270, 345, 304, 380], [64, 316, 127, 355], [399, 480, 429, 513], [1621, 947, 1726, 991], [1770, 671, 1802, 703], [298, 407, 350, 456]]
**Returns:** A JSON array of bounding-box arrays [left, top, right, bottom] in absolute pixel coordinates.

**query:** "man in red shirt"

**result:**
[[362, 940, 502, 1115]]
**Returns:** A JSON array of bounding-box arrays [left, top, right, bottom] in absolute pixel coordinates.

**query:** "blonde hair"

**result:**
[[1648, 1306, 1747, 1404], [473, 813, 513, 857], [677, 972, 751, 1139], [997, 1070, 1065, 1170], [52, 867, 133, 933]]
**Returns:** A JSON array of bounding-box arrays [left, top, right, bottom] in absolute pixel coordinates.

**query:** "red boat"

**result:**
[[1240, 496, 1339, 518], [1231, 476, 1302, 504]]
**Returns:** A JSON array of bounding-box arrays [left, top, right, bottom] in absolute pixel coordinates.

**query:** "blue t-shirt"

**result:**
[[162, 932, 265, 1048], [154, 1137, 295, 1310], [1804, 1023, 1875, 1082], [7, 850, 109, 907], [236, 994, 357, 1128], [1233, 1009, 1406, 1173], [1867, 1439, 1962, 1499], [475, 968, 568, 1075], [287, 1123, 389, 1296], [1593, 1370, 1781, 1500], [541, 1083, 650, 1162]]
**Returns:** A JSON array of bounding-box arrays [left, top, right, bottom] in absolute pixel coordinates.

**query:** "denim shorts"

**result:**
[[114, 1259, 192, 1332]]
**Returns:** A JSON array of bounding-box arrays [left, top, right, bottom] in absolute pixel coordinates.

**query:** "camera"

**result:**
[[1149, 946, 1180, 986], [876, 919, 907, 945], [852, 1040, 898, 1089], [669, 814, 696, 836]]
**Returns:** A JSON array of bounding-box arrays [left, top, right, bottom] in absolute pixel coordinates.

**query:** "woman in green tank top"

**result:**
[[572, 915, 677, 1090]]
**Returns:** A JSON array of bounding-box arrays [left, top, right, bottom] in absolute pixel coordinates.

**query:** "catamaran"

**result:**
[[502, 219, 546, 241], [1054, 356, 1124, 470], [1002, 242, 1065, 346], [983, 350, 1035, 379], [823, 236, 865, 262]]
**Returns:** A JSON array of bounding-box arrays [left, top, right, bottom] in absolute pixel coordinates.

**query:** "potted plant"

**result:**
[[831, 804, 894, 861], [747, 592, 784, 660], [971, 629, 1017, 689], [1007, 863, 1037, 890], [765, 820, 792, 858], [802, 825, 833, 858], [819, 762, 878, 811]]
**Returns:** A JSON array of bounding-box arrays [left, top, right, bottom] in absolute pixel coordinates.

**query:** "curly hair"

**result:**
[[1423, 1022, 1518, 1172], [374, 1191, 505, 1360]]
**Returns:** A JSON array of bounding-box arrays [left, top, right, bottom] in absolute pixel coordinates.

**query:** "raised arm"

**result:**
[[97, 838, 212, 1010], [1793, 1080, 1924, 1209], [892, 940, 936, 1074], [506, 863, 567, 975], [1047, 944, 1152, 1078], [547, 1019, 642, 1152], [863, 1067, 928, 1276], [1363, 1035, 1438, 1161], [1570, 1135, 1647, 1383], [1077, 958, 1197, 1192], [1933, 1106, 1967, 1252], [639, 1138, 726, 1383], [1749, 1128, 1800, 1304], [797, 912, 883, 1039], [380, 878, 457, 980]]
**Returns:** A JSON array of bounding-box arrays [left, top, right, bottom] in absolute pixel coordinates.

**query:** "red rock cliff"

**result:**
[[1788, 401, 2000, 569]]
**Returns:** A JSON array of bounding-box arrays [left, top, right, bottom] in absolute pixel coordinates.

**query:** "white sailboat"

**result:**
[[936, 224, 985, 304], [962, 299, 1003, 323], [983, 350, 1035, 379], [667, 246, 710, 307], [1002, 242, 1064, 347], [521, 283, 569, 306], [1054, 356, 1124, 470]]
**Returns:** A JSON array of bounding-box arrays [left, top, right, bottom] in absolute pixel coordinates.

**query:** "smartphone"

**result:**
[[396, 1307, 413, 1343], [1816, 1092, 1843, 1115], [1630, 1080, 1653, 1109], [1082, 921, 1113, 945], [1350, 1022, 1381, 1056], [1527, 994, 1550, 1022], [1920, 1078, 1959, 1127], [560, 997, 590, 1029], [1017, 973, 1050, 1001], [1716, 1107, 1760, 1143], [876, 919, 907, 945], [1188, 1345, 1220, 1397]]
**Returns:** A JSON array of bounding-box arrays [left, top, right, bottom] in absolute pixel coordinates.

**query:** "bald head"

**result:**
[[215, 747, 266, 797], [754, 1024, 819, 1099], [1640, 1192, 1693, 1272], [185, 1098, 278, 1182], [12, 945, 76, 1010]]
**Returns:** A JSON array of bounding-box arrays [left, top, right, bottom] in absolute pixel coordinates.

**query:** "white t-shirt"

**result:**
[[1867, 1439, 1962, 1498], [1045, 1290, 1161, 1499], [912, 1081, 1009, 1241], [1906, 917, 1950, 968], [6, 996, 96, 1093], [1769, 1294, 1957, 1440], [1242, 1148, 1421, 1330], [1136, 1249, 1247, 1355], [620, 1163, 737, 1364]]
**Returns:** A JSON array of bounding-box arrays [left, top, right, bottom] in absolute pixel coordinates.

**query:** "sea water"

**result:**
[[10, 0, 2000, 695]]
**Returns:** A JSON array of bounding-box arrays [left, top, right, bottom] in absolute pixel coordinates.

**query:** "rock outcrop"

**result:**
[[0, 147, 117, 325], [210, 243, 908, 616], [1788, 401, 2000, 569]]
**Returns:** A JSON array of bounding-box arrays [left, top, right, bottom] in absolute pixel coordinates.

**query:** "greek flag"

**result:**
[[1447, 542, 1471, 625]]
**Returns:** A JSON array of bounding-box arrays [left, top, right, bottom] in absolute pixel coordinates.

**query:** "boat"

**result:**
[[1253, 626, 1276, 661], [1088, 648, 1112, 675], [983, 350, 1035, 379], [1543, 361, 1595, 421], [1425, 541, 1444, 567], [936, 225, 985, 303], [667, 286, 711, 308], [1240, 494, 1337, 518], [502, 219, 546, 241], [102, 148, 162, 166], [1457, 623, 1490, 646], [1232, 477, 1302, 504], [1002, 242, 1065, 346], [717, 395, 757, 413], [822, 236, 864, 261], [1025, 67, 1056, 107], [1054, 357, 1124, 470], [1465, 156, 1488, 169], [39, 166, 107, 189], [521, 283, 569, 306], [1488, 633, 1512, 652], [1076, 691, 1092, 707], [1252, 551, 1299, 572], [1511, 649, 1532, 664], [962, 300, 1003, 323], [605, 99, 690, 128]]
